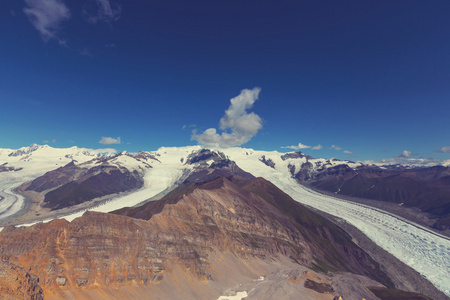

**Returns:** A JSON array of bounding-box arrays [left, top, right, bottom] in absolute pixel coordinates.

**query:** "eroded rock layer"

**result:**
[[0, 175, 391, 299]]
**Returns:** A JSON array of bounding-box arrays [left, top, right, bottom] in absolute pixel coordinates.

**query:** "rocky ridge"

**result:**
[[23, 153, 152, 211], [0, 157, 393, 299]]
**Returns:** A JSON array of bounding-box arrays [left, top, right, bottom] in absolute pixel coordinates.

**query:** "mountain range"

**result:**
[[0, 144, 449, 299]]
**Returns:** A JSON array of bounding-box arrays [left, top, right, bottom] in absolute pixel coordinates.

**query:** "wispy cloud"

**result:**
[[343, 150, 353, 154], [79, 48, 93, 56], [182, 124, 196, 130], [311, 144, 322, 150], [397, 150, 415, 158], [24, 0, 71, 42], [330, 145, 342, 151], [99, 136, 121, 145], [282, 142, 310, 150], [84, 0, 121, 24], [42, 139, 56, 144], [192, 88, 262, 148], [435, 146, 450, 153]]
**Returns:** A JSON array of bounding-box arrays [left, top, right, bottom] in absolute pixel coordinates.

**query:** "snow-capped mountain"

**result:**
[[0, 144, 117, 174], [0, 145, 449, 298]]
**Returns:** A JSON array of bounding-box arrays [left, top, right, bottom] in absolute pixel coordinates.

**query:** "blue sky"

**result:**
[[1, 0, 449, 164]]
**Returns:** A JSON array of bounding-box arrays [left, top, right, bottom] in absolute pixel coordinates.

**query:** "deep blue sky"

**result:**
[[1, 0, 449, 164]]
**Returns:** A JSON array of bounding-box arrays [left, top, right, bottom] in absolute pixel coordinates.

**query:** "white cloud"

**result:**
[[192, 88, 262, 148], [24, 0, 71, 42], [89, 147, 117, 155], [343, 150, 353, 154], [282, 142, 310, 150], [99, 136, 121, 145], [397, 150, 414, 158], [84, 0, 121, 24], [311, 144, 322, 150], [330, 145, 342, 150], [435, 146, 450, 153]]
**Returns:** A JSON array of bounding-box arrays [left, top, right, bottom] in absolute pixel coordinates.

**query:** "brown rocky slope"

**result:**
[[0, 175, 393, 299]]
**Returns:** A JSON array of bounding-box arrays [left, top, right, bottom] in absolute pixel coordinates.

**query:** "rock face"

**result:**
[[259, 155, 275, 169], [281, 151, 313, 161], [0, 260, 43, 300], [0, 163, 22, 173], [0, 172, 392, 299], [116, 174, 391, 286]]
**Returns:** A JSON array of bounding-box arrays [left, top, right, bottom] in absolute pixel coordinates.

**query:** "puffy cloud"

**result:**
[[311, 144, 322, 150], [24, 0, 71, 42], [192, 88, 262, 148], [99, 136, 121, 145], [330, 145, 342, 150], [435, 146, 450, 153], [282, 142, 310, 150], [84, 0, 121, 23], [397, 150, 414, 158], [343, 150, 353, 154]]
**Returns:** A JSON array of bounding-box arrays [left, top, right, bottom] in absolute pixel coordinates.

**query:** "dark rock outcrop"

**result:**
[[0, 163, 22, 173], [259, 155, 275, 168], [281, 151, 313, 161]]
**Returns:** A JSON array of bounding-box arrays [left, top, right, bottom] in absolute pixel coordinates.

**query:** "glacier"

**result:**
[[0, 145, 449, 296], [224, 148, 450, 297]]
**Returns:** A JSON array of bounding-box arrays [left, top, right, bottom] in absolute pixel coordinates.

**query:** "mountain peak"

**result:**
[[7, 144, 44, 157]]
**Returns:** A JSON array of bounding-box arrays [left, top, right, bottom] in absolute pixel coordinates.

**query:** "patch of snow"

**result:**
[[217, 291, 248, 300]]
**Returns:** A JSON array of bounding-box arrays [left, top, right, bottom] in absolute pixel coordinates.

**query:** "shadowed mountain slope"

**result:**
[[300, 166, 450, 230], [24, 155, 146, 210]]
